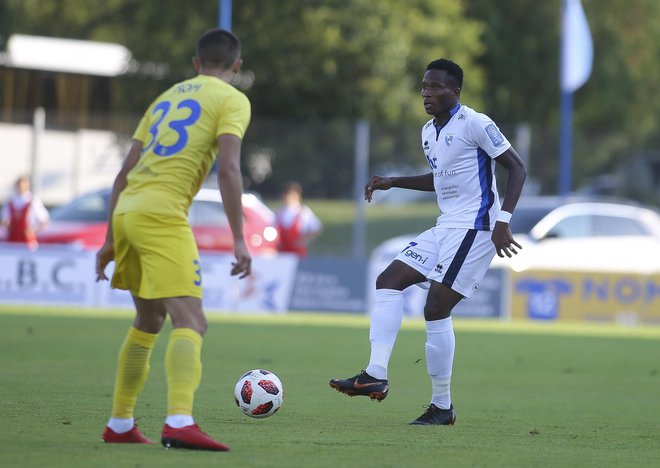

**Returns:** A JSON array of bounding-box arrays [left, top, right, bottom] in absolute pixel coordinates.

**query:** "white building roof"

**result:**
[[1, 34, 133, 76]]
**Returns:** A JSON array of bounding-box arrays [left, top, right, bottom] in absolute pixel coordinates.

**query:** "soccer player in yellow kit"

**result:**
[[95, 28, 251, 451]]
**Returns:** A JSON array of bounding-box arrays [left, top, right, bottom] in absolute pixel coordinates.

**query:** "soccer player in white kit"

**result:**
[[330, 59, 527, 425]]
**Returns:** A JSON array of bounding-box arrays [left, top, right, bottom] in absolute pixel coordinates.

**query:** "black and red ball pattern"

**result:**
[[238, 373, 280, 404], [252, 401, 274, 415], [258, 379, 280, 395], [240, 380, 253, 404]]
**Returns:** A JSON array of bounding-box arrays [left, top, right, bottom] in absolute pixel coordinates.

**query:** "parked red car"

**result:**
[[36, 188, 279, 254]]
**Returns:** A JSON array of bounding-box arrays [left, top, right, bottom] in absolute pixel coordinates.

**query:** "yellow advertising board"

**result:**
[[511, 270, 660, 324]]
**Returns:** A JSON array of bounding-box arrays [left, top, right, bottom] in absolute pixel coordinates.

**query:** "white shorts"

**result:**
[[394, 227, 496, 298]]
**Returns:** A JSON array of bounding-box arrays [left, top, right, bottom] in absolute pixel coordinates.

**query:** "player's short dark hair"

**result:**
[[197, 28, 241, 69], [426, 59, 464, 89]]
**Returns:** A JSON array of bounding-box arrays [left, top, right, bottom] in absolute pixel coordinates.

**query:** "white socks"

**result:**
[[108, 415, 195, 432], [425, 316, 455, 410], [107, 417, 134, 433], [364, 289, 455, 410], [165, 414, 195, 428], [365, 289, 404, 380]]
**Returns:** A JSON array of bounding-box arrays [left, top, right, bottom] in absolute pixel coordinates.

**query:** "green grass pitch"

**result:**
[[1, 308, 659, 467]]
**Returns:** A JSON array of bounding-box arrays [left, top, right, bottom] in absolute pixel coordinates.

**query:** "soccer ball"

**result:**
[[234, 369, 284, 418]]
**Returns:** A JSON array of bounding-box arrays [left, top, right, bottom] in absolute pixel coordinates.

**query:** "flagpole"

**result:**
[[558, 63, 573, 196], [219, 0, 232, 30], [213, 0, 232, 177], [559, 0, 572, 196], [558, 0, 593, 196]]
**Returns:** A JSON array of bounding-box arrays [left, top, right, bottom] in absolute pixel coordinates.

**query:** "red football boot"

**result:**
[[102, 425, 153, 444], [161, 424, 230, 452]]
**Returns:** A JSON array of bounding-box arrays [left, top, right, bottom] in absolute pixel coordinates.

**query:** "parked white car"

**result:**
[[374, 197, 660, 275], [369, 198, 660, 315], [492, 198, 660, 274], [369, 197, 660, 313]]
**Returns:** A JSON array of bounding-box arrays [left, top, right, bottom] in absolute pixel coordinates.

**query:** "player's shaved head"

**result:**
[[196, 28, 241, 70]]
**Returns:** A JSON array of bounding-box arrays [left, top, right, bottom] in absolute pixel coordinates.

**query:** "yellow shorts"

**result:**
[[111, 212, 203, 299]]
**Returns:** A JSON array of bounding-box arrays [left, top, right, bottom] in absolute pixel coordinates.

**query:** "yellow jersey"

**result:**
[[115, 74, 251, 219]]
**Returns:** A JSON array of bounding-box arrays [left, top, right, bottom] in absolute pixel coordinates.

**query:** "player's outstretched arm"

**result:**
[[364, 173, 434, 203], [217, 133, 251, 279], [364, 176, 393, 202]]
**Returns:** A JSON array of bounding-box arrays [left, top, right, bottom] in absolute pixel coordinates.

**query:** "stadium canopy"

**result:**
[[1, 34, 133, 76]]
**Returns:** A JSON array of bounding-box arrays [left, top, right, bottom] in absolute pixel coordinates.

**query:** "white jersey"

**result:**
[[421, 103, 511, 230]]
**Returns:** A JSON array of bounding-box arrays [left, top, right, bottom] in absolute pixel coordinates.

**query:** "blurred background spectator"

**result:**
[[1, 175, 50, 249], [275, 181, 322, 256]]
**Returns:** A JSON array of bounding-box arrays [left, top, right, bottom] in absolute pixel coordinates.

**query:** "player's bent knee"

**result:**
[[375, 271, 397, 290], [423, 306, 451, 321], [170, 313, 207, 336], [166, 297, 207, 335], [171, 319, 207, 336], [196, 319, 208, 337]]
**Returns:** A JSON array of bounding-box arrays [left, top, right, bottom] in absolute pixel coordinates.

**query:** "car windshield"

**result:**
[[508, 205, 557, 234], [593, 215, 650, 236], [48, 192, 235, 226], [50, 191, 110, 222], [188, 200, 229, 227]]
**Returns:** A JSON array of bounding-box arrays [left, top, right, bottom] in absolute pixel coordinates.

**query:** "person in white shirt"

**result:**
[[1, 175, 50, 248], [330, 58, 527, 425], [274, 181, 322, 256]]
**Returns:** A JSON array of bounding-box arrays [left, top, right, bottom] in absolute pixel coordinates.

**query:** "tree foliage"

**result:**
[[466, 0, 660, 198], [3, 0, 660, 199], [1, 0, 483, 123], [231, 0, 485, 196], [234, 0, 483, 123]]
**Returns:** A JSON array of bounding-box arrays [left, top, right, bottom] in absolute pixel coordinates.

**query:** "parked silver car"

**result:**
[[373, 197, 660, 275]]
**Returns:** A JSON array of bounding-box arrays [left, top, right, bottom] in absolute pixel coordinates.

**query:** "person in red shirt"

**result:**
[[1, 176, 50, 249], [274, 181, 322, 256]]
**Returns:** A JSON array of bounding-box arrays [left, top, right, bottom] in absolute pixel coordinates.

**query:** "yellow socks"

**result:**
[[110, 326, 203, 423], [165, 328, 203, 417], [111, 326, 159, 419]]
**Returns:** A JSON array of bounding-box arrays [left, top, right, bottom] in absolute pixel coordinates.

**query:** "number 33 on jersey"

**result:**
[[118, 75, 251, 219], [143, 99, 202, 157]]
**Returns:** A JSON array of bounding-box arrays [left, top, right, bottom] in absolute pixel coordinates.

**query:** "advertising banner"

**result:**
[[4, 244, 659, 324], [95, 253, 299, 313], [289, 258, 367, 313], [511, 270, 660, 324], [0, 244, 298, 313], [200, 253, 298, 313], [0, 244, 96, 306]]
